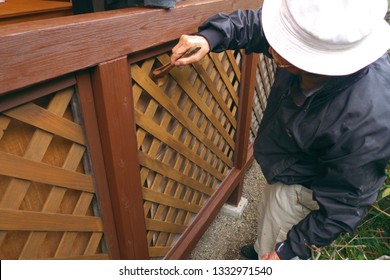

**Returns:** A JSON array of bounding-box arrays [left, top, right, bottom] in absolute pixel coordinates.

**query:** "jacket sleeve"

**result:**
[[197, 8, 270, 54], [280, 161, 387, 260]]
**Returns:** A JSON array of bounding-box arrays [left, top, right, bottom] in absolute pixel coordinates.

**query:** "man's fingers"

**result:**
[[260, 253, 270, 260], [171, 35, 210, 65], [174, 48, 208, 66]]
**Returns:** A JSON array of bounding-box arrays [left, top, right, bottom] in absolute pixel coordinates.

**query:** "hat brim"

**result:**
[[262, 0, 390, 75]]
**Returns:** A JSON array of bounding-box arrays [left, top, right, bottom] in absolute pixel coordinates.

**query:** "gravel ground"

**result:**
[[188, 162, 265, 260]]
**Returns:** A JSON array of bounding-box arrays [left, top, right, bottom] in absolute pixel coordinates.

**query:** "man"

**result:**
[[171, 0, 390, 260]]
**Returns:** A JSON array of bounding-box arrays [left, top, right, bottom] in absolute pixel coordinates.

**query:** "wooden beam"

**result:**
[[0, 0, 262, 95], [0, 74, 76, 113]]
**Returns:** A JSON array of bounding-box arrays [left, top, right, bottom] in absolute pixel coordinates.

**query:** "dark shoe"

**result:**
[[240, 245, 258, 260]]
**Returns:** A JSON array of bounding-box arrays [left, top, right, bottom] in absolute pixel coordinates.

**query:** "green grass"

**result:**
[[313, 165, 390, 260]]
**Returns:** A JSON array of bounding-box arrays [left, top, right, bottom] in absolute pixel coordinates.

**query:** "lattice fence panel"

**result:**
[[0, 87, 107, 259], [130, 50, 242, 258], [250, 54, 276, 142]]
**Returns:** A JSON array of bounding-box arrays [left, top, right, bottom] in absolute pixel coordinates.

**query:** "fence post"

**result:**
[[91, 56, 149, 259], [227, 53, 258, 206], [76, 70, 121, 259]]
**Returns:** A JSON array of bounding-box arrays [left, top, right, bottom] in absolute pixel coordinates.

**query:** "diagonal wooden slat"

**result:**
[[209, 52, 239, 105], [49, 253, 110, 260], [143, 188, 201, 214], [0, 150, 94, 193], [0, 209, 103, 232], [134, 59, 232, 178], [149, 117, 217, 248], [133, 53, 238, 253], [191, 60, 237, 128], [131, 64, 233, 167], [226, 50, 242, 81], [134, 110, 224, 181], [158, 55, 235, 149], [19, 143, 86, 259], [3, 102, 86, 145], [265, 55, 276, 87], [257, 55, 275, 97], [132, 50, 247, 257], [148, 246, 171, 258], [83, 232, 104, 256], [0, 88, 74, 246], [54, 192, 97, 258], [138, 151, 213, 196], [161, 53, 238, 129], [0, 116, 11, 140], [142, 141, 210, 248], [145, 219, 186, 234], [154, 152, 208, 247]]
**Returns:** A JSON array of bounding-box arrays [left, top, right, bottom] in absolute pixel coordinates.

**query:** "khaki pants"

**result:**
[[254, 182, 319, 259]]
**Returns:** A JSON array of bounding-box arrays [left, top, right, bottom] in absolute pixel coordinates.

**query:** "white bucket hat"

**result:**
[[262, 0, 390, 75]]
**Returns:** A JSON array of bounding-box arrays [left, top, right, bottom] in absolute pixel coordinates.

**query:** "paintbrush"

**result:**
[[152, 47, 201, 86]]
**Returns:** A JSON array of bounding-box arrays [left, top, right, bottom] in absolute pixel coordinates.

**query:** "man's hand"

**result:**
[[261, 251, 280, 260], [171, 35, 210, 66]]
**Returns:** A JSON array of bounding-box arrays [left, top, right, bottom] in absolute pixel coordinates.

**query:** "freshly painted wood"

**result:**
[[75, 70, 122, 259], [227, 54, 258, 205], [91, 56, 149, 259], [138, 152, 214, 196], [0, 75, 76, 112], [0, 0, 72, 26], [142, 186, 202, 214], [158, 54, 236, 147], [134, 110, 225, 181], [145, 219, 187, 234], [131, 63, 234, 167], [0, 0, 262, 95]]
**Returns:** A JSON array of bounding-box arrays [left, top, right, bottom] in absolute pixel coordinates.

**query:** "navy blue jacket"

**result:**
[[198, 8, 390, 259]]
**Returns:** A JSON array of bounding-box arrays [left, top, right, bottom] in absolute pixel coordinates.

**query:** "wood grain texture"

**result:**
[[75, 70, 121, 259], [0, 209, 103, 232], [0, 150, 94, 192], [91, 56, 149, 259], [0, 0, 262, 95], [3, 102, 86, 145], [131, 63, 234, 167]]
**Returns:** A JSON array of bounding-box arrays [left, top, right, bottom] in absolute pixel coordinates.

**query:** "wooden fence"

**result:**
[[0, 0, 274, 259]]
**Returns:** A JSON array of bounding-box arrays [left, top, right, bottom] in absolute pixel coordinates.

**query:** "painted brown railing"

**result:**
[[0, 0, 267, 260]]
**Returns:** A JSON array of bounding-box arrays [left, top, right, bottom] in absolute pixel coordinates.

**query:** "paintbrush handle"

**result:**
[[152, 47, 201, 78], [152, 62, 175, 78]]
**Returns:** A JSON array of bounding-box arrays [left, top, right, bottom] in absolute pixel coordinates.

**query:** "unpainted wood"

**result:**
[[0, 209, 103, 231], [3, 102, 86, 145], [0, 150, 94, 192]]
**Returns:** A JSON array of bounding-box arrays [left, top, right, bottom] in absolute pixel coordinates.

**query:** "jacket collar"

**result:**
[[286, 67, 369, 108]]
